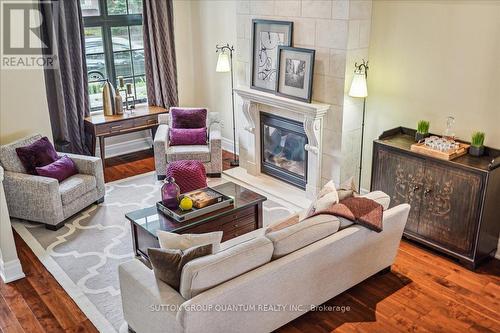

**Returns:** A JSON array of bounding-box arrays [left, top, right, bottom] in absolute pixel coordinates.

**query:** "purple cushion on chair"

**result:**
[[35, 155, 78, 182], [166, 160, 207, 194], [15, 136, 59, 175], [170, 128, 207, 146], [170, 108, 207, 129]]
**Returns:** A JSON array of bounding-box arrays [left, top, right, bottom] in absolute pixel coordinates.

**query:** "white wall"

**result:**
[[363, 0, 500, 190], [0, 68, 52, 144]]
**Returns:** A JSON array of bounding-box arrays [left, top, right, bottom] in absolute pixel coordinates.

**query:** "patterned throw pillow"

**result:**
[[148, 244, 213, 290]]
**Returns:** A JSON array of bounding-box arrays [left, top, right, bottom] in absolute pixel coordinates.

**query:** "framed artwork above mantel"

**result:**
[[250, 19, 293, 93]]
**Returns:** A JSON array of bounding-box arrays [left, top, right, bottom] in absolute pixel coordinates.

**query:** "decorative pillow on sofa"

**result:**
[[148, 244, 213, 290], [169, 127, 207, 146], [15, 136, 59, 175], [265, 215, 340, 259], [157, 230, 223, 253], [170, 107, 207, 129], [35, 155, 78, 182]]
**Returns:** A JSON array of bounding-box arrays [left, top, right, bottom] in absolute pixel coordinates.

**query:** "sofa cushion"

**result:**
[[180, 237, 273, 299], [170, 107, 207, 129], [148, 244, 213, 290], [166, 145, 210, 162], [157, 230, 223, 253], [265, 214, 340, 259], [0, 134, 43, 173], [59, 174, 97, 205], [265, 214, 300, 233]]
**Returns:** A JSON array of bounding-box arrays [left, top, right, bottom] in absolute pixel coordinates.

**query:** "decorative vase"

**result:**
[[161, 177, 180, 210], [102, 80, 115, 116], [415, 132, 429, 142], [469, 145, 484, 157], [114, 89, 124, 115]]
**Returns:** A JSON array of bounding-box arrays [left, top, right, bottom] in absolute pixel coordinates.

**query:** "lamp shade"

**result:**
[[216, 51, 231, 72], [348, 72, 368, 98]]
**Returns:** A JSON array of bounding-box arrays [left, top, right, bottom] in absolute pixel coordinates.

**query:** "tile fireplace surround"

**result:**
[[234, 87, 330, 199]]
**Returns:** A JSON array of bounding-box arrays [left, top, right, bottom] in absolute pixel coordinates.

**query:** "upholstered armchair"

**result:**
[[0, 134, 105, 230], [153, 109, 222, 180]]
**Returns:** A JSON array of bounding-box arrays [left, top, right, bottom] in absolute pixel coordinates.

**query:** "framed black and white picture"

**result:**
[[276, 46, 315, 103], [251, 19, 293, 93]]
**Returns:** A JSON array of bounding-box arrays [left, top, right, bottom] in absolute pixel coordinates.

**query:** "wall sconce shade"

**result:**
[[216, 51, 231, 72], [348, 71, 368, 98]]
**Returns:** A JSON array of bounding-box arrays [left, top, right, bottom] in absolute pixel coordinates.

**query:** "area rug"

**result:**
[[12, 172, 299, 333]]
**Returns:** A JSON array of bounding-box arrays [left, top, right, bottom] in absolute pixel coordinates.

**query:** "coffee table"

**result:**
[[125, 181, 267, 260]]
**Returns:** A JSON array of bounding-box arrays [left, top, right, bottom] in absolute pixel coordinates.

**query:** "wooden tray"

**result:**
[[410, 142, 470, 160]]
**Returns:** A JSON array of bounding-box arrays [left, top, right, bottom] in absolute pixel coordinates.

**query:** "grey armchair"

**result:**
[[153, 109, 222, 180], [0, 134, 105, 230]]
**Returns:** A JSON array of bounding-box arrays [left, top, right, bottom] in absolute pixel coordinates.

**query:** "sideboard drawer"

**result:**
[[95, 121, 134, 135], [134, 115, 158, 127]]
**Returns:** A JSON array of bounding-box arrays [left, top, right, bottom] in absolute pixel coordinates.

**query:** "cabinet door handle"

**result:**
[[424, 188, 432, 196], [412, 185, 420, 192], [233, 224, 239, 228], [111, 125, 122, 130]]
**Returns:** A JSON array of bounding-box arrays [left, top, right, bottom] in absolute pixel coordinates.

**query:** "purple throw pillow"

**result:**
[[15, 136, 59, 175], [170, 108, 207, 129], [35, 155, 78, 182], [169, 128, 207, 146]]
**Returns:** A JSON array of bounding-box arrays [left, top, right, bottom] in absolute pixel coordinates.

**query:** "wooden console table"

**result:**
[[84, 105, 168, 167]]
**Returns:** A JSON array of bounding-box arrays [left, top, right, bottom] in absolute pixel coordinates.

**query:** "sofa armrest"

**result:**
[[3, 171, 64, 223], [61, 153, 105, 198], [154, 124, 169, 177], [119, 260, 185, 333]]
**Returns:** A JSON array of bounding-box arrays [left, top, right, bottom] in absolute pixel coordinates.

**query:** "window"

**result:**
[[81, 0, 146, 111]]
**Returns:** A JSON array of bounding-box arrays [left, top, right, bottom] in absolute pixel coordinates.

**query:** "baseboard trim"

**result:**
[[0, 258, 25, 283], [96, 136, 152, 159], [221, 137, 239, 156]]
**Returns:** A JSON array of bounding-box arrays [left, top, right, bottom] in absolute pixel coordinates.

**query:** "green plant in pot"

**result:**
[[469, 131, 485, 157], [415, 120, 430, 142]]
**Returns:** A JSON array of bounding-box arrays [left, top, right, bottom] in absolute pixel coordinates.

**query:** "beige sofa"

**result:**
[[119, 195, 410, 333]]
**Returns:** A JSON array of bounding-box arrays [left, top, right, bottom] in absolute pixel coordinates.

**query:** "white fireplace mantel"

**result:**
[[234, 87, 331, 199]]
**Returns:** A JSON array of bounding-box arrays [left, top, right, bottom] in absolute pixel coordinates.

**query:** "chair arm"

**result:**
[[61, 153, 105, 199], [154, 124, 169, 177], [208, 123, 222, 174], [3, 171, 63, 223], [209, 122, 221, 146], [119, 260, 185, 333]]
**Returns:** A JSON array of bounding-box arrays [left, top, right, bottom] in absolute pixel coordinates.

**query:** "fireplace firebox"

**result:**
[[260, 113, 308, 189]]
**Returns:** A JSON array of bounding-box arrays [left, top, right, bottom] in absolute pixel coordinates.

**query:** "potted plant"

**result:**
[[469, 131, 485, 157], [415, 120, 430, 142]]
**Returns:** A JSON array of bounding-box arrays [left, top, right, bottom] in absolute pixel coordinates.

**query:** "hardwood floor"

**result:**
[[1, 150, 499, 333]]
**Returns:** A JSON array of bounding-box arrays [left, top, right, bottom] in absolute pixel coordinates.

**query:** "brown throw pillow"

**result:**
[[148, 244, 212, 290]]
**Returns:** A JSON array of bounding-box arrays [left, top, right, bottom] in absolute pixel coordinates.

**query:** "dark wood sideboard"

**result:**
[[84, 105, 168, 168], [371, 127, 500, 270]]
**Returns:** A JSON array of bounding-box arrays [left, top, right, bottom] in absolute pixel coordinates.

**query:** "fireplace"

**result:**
[[260, 113, 308, 189]]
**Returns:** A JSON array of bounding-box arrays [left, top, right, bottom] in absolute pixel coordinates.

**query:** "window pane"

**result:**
[[107, 0, 127, 15], [86, 54, 107, 81], [134, 76, 147, 100], [84, 27, 103, 54], [111, 27, 130, 52], [81, 0, 100, 16], [89, 81, 105, 109], [128, 0, 142, 14], [114, 51, 133, 77], [132, 50, 145, 75], [129, 25, 143, 49]]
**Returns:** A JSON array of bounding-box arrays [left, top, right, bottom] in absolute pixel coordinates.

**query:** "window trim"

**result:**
[[82, 0, 145, 112]]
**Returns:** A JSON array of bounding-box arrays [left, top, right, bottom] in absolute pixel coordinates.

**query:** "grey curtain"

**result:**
[[143, 0, 179, 108], [39, 0, 91, 155]]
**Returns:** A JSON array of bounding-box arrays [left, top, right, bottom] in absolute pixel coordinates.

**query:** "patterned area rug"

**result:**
[[12, 172, 299, 333]]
